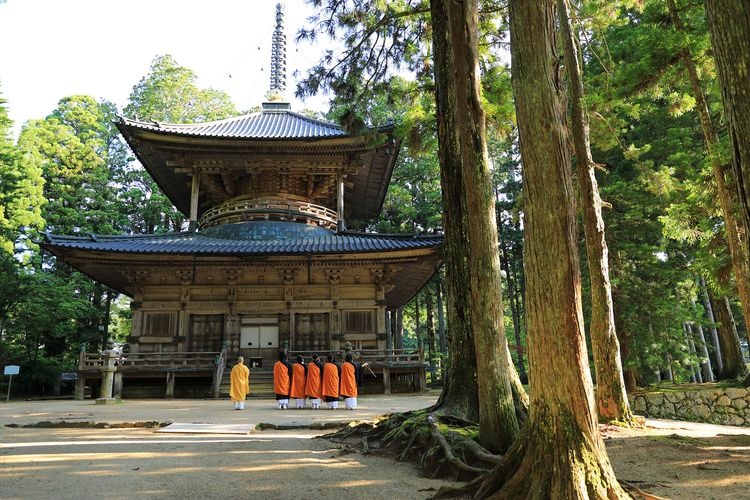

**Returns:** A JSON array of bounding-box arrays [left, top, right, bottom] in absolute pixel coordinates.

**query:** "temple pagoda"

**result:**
[[42, 4, 442, 397]]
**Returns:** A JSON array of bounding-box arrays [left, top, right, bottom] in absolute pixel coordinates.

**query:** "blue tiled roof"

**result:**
[[119, 108, 346, 139], [43, 230, 442, 255]]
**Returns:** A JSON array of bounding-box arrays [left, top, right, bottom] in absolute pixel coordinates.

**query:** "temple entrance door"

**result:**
[[295, 313, 329, 353], [189, 314, 224, 352], [240, 316, 279, 367]]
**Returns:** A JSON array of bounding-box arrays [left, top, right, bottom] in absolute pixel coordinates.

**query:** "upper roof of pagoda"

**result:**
[[119, 102, 347, 140], [115, 103, 399, 222]]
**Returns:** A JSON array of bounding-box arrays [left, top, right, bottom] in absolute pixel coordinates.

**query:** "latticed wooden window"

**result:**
[[343, 310, 374, 333], [144, 312, 177, 336]]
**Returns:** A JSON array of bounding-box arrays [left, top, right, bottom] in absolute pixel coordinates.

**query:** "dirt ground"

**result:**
[[1, 397, 749, 499], [602, 420, 750, 499]]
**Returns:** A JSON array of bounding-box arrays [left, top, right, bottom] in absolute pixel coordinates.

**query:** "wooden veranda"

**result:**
[[76, 348, 427, 399]]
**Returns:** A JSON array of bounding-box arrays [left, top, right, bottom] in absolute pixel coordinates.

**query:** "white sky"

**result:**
[[0, 0, 330, 138]]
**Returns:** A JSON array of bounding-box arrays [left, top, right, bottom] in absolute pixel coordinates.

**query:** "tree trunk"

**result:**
[[476, 0, 626, 495], [699, 1, 750, 339], [692, 321, 714, 382], [385, 309, 393, 351], [700, 276, 723, 374], [395, 306, 404, 349], [426, 285, 436, 371], [611, 254, 639, 392], [415, 293, 422, 351], [690, 295, 714, 382], [710, 291, 749, 380], [429, 0, 521, 453], [437, 277, 447, 355], [665, 353, 674, 382], [500, 217, 527, 383], [558, 0, 634, 424], [684, 323, 701, 383]]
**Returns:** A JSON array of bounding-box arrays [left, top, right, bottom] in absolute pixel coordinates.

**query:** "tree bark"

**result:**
[[429, 0, 521, 453], [437, 277, 447, 355], [701, 0, 750, 340], [699, 276, 723, 374], [500, 216, 527, 383], [710, 290, 749, 380], [683, 323, 701, 383], [426, 285, 436, 371], [395, 306, 404, 349], [558, 0, 634, 424], [476, 0, 626, 495], [692, 320, 714, 382]]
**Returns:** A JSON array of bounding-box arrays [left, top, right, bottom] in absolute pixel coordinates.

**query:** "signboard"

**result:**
[[4, 365, 19, 376]]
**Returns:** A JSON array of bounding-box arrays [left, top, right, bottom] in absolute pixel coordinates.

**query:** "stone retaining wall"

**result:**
[[629, 387, 749, 426]]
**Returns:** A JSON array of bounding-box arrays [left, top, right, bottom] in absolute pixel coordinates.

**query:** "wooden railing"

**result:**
[[288, 348, 426, 368], [199, 196, 338, 230], [79, 351, 220, 371]]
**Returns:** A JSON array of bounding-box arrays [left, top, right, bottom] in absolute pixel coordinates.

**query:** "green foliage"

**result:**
[[121, 55, 241, 233], [1, 55, 243, 396], [0, 91, 45, 253], [124, 55, 238, 123]]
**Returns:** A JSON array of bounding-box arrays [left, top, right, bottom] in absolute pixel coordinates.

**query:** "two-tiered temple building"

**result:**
[[42, 5, 441, 397]]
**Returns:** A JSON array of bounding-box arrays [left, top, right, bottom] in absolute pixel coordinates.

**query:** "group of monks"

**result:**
[[228, 351, 361, 411]]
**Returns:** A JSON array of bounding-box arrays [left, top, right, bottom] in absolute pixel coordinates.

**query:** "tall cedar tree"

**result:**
[[704, 2, 750, 379], [557, 0, 634, 423], [666, 0, 750, 357], [476, 0, 627, 495], [298, 0, 528, 428], [429, 0, 520, 452]]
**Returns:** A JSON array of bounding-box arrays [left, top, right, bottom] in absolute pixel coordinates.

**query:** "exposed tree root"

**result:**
[[320, 410, 500, 484]]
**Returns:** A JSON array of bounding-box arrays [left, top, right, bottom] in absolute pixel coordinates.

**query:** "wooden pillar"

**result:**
[[383, 366, 391, 394], [189, 170, 201, 232], [376, 306, 387, 350], [336, 172, 345, 232], [166, 371, 175, 398], [289, 311, 295, 352], [130, 303, 143, 354], [179, 309, 189, 350]]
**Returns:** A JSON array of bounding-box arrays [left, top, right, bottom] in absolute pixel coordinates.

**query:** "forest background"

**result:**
[[0, 0, 748, 397]]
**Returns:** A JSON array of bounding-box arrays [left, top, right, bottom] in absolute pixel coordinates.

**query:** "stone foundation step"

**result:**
[[218, 368, 275, 397]]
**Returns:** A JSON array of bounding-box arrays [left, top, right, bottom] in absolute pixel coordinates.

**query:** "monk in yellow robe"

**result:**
[[229, 356, 250, 410]]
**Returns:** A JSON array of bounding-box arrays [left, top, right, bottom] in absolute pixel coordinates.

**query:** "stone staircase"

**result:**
[[218, 367, 275, 397]]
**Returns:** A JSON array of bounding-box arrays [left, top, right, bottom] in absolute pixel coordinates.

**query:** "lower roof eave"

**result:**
[[42, 243, 443, 309]]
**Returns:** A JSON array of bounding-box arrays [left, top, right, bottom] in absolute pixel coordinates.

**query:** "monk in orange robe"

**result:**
[[305, 354, 323, 409], [273, 351, 292, 409], [290, 355, 307, 409], [229, 356, 250, 410], [340, 352, 361, 410], [322, 353, 341, 409]]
